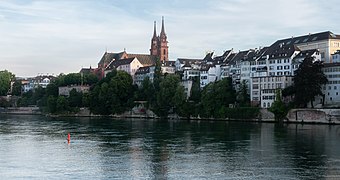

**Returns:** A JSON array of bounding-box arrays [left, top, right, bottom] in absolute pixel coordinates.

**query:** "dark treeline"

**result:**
[[14, 61, 258, 119]]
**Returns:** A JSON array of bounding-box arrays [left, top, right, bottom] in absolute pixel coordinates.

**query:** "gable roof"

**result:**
[[128, 54, 157, 66], [98, 51, 127, 66], [274, 31, 340, 46], [105, 57, 137, 70], [135, 66, 153, 75]]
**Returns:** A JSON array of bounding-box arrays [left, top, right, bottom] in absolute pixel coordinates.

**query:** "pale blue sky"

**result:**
[[1, 0, 339, 77]]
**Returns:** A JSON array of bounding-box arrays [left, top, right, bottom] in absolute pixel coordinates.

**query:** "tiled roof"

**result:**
[[98, 51, 127, 66], [265, 44, 300, 60], [273, 31, 340, 49], [105, 57, 136, 70], [128, 54, 157, 66], [79, 67, 94, 74], [135, 66, 152, 75], [161, 60, 176, 67], [177, 58, 203, 64]]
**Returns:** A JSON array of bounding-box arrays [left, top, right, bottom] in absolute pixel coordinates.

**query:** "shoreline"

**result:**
[[2, 111, 340, 125]]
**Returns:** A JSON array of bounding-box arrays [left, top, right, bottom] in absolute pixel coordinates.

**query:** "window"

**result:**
[[263, 103, 266, 108], [321, 52, 325, 58]]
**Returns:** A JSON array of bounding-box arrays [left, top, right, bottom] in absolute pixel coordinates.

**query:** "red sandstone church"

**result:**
[[87, 17, 169, 79]]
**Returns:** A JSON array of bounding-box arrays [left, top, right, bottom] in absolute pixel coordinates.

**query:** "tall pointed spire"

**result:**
[[160, 16, 165, 35], [153, 21, 157, 38]]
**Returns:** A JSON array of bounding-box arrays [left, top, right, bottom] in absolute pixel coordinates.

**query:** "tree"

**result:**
[[47, 95, 57, 113], [269, 89, 288, 122], [237, 80, 250, 107], [11, 80, 22, 96], [68, 89, 83, 107], [0, 70, 14, 96], [56, 96, 69, 112], [200, 77, 235, 118], [153, 74, 181, 118], [293, 56, 328, 108]]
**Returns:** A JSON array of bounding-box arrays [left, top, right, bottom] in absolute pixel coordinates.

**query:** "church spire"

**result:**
[[160, 16, 166, 35], [153, 21, 157, 38]]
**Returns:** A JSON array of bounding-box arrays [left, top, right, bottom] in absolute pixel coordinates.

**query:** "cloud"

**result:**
[[0, 0, 340, 76]]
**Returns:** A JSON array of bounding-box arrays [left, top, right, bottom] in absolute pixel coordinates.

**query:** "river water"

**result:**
[[0, 115, 339, 179]]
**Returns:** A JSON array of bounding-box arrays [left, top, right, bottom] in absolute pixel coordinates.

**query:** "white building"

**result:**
[[322, 63, 340, 107], [251, 76, 294, 108], [104, 57, 143, 78], [134, 66, 155, 87], [273, 31, 340, 63], [332, 50, 340, 63], [58, 85, 90, 96]]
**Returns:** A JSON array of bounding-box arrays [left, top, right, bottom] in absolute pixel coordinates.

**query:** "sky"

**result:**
[[0, 0, 339, 77]]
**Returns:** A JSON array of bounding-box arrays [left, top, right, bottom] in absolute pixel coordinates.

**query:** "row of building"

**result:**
[[15, 18, 340, 108], [83, 29, 340, 108]]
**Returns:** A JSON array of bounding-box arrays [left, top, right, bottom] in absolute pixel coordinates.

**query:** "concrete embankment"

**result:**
[[0, 107, 41, 115], [2, 107, 340, 125]]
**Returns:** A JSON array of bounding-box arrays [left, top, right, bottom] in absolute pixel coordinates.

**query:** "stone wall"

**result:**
[[287, 109, 340, 124]]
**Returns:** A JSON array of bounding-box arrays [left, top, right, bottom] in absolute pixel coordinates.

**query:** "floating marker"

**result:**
[[67, 133, 70, 144]]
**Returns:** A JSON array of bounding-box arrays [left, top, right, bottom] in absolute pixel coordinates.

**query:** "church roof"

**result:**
[[128, 54, 157, 66], [98, 51, 127, 66], [105, 57, 136, 70]]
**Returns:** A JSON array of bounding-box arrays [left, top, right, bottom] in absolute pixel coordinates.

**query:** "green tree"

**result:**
[[269, 89, 288, 122], [293, 57, 328, 108], [153, 74, 181, 118], [173, 84, 187, 117], [110, 71, 135, 114], [68, 89, 83, 107], [200, 78, 235, 118], [0, 70, 14, 96], [47, 95, 57, 113], [237, 80, 250, 107], [56, 96, 69, 112], [11, 80, 22, 96]]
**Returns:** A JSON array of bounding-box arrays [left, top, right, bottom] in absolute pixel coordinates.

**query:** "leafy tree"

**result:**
[[237, 80, 250, 107], [136, 76, 155, 107], [56, 96, 69, 112], [0, 97, 10, 107], [269, 89, 288, 122], [84, 73, 98, 85], [173, 84, 187, 117], [11, 80, 22, 96], [68, 89, 83, 107], [293, 56, 328, 108], [153, 74, 181, 118], [200, 78, 235, 118], [47, 95, 57, 113], [0, 70, 14, 96], [46, 83, 59, 97], [110, 71, 135, 114]]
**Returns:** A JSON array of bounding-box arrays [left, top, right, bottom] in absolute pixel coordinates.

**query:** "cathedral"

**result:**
[[92, 17, 169, 79], [150, 17, 169, 61]]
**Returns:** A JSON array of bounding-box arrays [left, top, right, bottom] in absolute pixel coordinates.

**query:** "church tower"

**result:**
[[150, 21, 158, 56], [150, 17, 169, 61], [158, 16, 168, 61]]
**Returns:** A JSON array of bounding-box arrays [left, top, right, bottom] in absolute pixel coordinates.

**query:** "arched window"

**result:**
[[163, 49, 166, 55]]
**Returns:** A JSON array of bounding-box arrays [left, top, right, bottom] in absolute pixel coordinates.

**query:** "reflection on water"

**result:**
[[0, 115, 339, 179]]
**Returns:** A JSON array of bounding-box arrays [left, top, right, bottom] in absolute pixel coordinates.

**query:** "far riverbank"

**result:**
[[1, 107, 340, 125]]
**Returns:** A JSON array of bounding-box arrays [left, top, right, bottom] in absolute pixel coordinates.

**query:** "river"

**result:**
[[0, 115, 339, 179]]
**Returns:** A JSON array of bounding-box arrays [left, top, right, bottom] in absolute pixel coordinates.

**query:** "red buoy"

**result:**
[[67, 133, 70, 144]]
